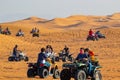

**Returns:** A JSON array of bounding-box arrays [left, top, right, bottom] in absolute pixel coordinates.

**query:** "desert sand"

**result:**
[[0, 13, 120, 80]]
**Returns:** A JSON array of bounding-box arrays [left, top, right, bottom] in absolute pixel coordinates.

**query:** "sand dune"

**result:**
[[0, 13, 120, 80]]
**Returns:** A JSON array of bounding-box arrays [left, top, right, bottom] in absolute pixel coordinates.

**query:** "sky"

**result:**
[[0, 0, 120, 23]]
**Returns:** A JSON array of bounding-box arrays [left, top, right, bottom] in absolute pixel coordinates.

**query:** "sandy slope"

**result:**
[[0, 13, 120, 80]]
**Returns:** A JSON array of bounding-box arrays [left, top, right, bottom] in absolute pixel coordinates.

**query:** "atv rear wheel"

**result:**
[[60, 69, 71, 80], [39, 68, 49, 78], [8, 56, 15, 61], [75, 70, 86, 80]]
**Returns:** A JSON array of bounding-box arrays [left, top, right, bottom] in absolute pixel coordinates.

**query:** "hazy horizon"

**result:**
[[0, 0, 120, 23]]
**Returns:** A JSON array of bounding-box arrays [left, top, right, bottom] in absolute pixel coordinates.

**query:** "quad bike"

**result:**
[[1, 30, 11, 35], [27, 58, 60, 79], [8, 50, 29, 61], [32, 32, 39, 37], [60, 60, 102, 80], [16, 32, 24, 37], [55, 51, 74, 62], [87, 35, 98, 41], [61, 54, 74, 62], [96, 34, 106, 39], [95, 31, 106, 39]]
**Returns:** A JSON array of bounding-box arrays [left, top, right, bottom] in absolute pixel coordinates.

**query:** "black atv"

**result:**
[[32, 32, 39, 37], [60, 61, 102, 80], [97, 34, 106, 39], [95, 31, 106, 39], [1, 30, 11, 35], [8, 50, 29, 61], [55, 51, 74, 62], [62, 54, 74, 62], [16, 32, 24, 37], [27, 59, 60, 79]]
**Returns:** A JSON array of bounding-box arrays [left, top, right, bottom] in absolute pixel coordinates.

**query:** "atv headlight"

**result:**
[[62, 63, 76, 68]]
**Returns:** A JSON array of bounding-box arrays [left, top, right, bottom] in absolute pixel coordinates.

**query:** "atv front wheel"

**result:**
[[27, 69, 36, 78], [92, 37, 95, 41], [91, 70, 102, 80], [87, 37, 89, 41], [53, 69, 60, 79], [60, 69, 71, 80], [75, 70, 86, 80]]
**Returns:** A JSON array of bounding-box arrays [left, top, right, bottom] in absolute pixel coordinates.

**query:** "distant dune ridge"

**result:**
[[1, 13, 120, 33], [0, 13, 120, 80]]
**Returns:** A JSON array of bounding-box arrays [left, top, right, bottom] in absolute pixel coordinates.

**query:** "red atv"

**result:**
[[87, 34, 98, 41]]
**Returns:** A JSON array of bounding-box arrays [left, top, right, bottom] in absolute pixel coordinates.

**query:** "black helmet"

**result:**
[[84, 48, 89, 52], [41, 47, 45, 52], [15, 45, 18, 48]]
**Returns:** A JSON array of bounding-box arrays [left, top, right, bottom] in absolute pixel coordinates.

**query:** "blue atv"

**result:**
[[95, 31, 106, 39], [60, 60, 102, 80]]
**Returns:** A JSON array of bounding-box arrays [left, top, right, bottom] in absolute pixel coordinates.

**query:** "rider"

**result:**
[[84, 48, 95, 61], [31, 28, 34, 33], [95, 31, 100, 35], [45, 45, 53, 58], [31, 27, 37, 33], [37, 47, 53, 74], [13, 45, 18, 58], [34, 27, 37, 33], [89, 29, 94, 36], [5, 27, 9, 33], [84, 48, 89, 58], [63, 45, 69, 56], [37, 29, 39, 33], [17, 29, 24, 36], [76, 48, 93, 74], [37, 47, 51, 67], [85, 48, 100, 66], [95, 30, 102, 37], [76, 48, 88, 61]]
